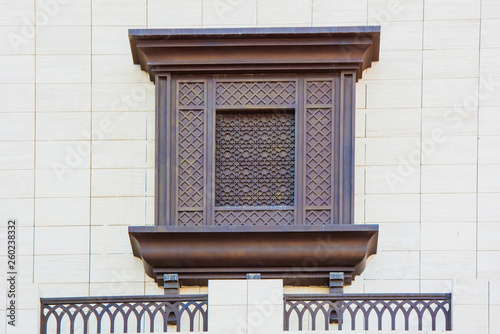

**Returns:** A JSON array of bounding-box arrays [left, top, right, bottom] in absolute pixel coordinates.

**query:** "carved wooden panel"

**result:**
[[177, 82, 206, 226], [305, 108, 332, 207], [171, 77, 344, 227], [306, 81, 333, 105], [179, 82, 205, 107], [215, 210, 294, 226], [178, 109, 204, 208], [215, 110, 295, 207], [305, 209, 331, 225], [304, 80, 334, 225], [178, 211, 204, 226], [216, 81, 296, 106]]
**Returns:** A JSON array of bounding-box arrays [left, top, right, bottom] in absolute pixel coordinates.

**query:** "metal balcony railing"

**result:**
[[41, 292, 452, 333], [40, 294, 208, 334], [284, 293, 452, 332]]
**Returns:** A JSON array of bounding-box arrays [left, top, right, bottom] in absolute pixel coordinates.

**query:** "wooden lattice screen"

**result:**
[[166, 76, 353, 227]]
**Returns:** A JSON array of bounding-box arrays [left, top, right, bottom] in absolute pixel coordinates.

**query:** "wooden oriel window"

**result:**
[[163, 75, 355, 226], [128, 27, 381, 287]]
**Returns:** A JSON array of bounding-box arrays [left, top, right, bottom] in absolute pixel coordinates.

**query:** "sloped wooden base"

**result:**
[[129, 225, 378, 287]]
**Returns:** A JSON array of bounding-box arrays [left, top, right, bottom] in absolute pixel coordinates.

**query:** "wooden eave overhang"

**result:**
[[129, 26, 381, 80]]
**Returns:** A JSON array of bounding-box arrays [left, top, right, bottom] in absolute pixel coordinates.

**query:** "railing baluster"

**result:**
[[337, 304, 343, 331], [56, 314, 61, 334]]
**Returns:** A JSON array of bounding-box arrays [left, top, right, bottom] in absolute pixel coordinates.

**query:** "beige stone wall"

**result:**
[[1, 0, 499, 333]]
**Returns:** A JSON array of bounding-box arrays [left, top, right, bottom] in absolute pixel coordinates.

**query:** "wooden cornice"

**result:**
[[129, 26, 380, 81]]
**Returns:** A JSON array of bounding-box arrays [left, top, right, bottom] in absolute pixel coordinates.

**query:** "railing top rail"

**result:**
[[40, 294, 208, 305], [284, 293, 452, 301]]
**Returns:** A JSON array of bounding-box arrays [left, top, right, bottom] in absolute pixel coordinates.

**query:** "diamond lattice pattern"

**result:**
[[178, 109, 204, 208], [179, 82, 205, 107], [306, 108, 332, 207], [178, 211, 203, 226], [306, 81, 333, 105], [305, 210, 331, 225], [215, 210, 294, 226], [216, 81, 296, 106]]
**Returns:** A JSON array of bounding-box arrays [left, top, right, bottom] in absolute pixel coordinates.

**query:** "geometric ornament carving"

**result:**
[[215, 210, 294, 226], [178, 109, 204, 208], [177, 82, 205, 226], [216, 81, 296, 106], [305, 81, 334, 225], [215, 110, 295, 207]]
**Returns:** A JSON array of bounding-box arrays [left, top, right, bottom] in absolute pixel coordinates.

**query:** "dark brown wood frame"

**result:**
[[158, 74, 356, 226], [128, 27, 381, 287]]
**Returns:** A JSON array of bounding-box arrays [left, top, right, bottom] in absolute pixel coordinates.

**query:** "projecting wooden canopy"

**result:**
[[129, 26, 380, 80], [128, 26, 380, 288]]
